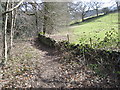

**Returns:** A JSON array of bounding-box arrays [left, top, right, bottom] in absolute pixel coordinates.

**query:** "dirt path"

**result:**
[[0, 40, 66, 88], [28, 41, 65, 88], [0, 39, 119, 88]]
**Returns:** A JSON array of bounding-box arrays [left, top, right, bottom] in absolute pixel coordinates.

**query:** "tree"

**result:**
[[15, 2, 70, 36], [2, 0, 25, 15], [28, 2, 39, 32], [76, 1, 90, 22], [1, 0, 25, 65], [43, 2, 48, 35], [42, 2, 70, 35], [102, 7, 110, 15], [2, 0, 10, 64], [90, 0, 103, 16], [9, 2, 16, 57], [115, 0, 120, 12], [69, 1, 90, 22]]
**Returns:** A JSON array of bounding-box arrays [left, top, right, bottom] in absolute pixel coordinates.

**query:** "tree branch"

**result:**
[[2, 0, 26, 15]]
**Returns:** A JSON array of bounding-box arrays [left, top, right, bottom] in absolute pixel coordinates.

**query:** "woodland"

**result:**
[[0, 0, 120, 89]]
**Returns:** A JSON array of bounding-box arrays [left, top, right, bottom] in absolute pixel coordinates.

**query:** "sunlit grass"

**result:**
[[69, 12, 118, 44]]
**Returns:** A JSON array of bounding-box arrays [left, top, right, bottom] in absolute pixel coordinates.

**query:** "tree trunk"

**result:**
[[81, 14, 84, 22], [13, 9, 17, 37], [3, 0, 10, 64], [43, 15, 47, 35], [25, 2, 28, 12], [31, 3, 38, 35], [35, 9, 38, 32], [96, 9, 98, 16], [43, 2, 47, 35], [116, 2, 119, 12], [9, 3, 14, 56]]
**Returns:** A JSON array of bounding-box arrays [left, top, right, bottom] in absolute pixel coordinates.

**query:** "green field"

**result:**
[[69, 13, 118, 44], [53, 12, 119, 50]]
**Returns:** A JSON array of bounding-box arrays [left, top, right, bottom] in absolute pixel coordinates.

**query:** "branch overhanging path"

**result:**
[[2, 0, 26, 15]]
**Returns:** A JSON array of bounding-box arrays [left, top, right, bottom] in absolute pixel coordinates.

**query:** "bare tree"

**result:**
[[9, 2, 16, 57], [102, 7, 110, 15], [2, 0, 10, 64], [69, 2, 81, 21], [43, 2, 47, 35], [2, 0, 26, 15], [1, 0, 25, 64], [115, 0, 120, 12], [90, 0, 103, 16], [29, 2, 39, 32], [69, 1, 90, 22], [42, 2, 70, 35], [77, 1, 90, 22], [15, 2, 70, 36]]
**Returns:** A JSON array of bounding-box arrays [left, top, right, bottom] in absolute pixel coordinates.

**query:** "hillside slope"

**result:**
[[50, 12, 119, 50]]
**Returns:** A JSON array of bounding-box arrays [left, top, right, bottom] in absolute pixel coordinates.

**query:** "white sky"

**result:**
[[74, 0, 116, 8], [0, 0, 117, 8]]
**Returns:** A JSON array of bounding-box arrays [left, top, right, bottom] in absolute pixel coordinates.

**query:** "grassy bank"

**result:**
[[70, 13, 118, 44], [53, 12, 119, 50]]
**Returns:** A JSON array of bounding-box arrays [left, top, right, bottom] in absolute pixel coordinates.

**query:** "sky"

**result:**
[[0, 0, 117, 8], [74, 0, 116, 8]]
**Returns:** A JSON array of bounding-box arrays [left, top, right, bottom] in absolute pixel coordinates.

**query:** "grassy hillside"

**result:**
[[70, 13, 118, 43], [51, 12, 119, 50]]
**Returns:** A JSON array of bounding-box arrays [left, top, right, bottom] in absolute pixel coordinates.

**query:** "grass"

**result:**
[[69, 12, 118, 45]]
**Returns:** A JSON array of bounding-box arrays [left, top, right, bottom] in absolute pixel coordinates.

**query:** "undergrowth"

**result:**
[[56, 39, 120, 87]]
